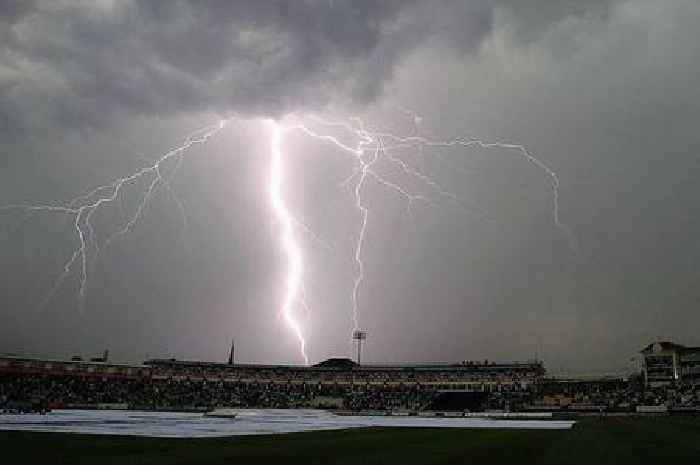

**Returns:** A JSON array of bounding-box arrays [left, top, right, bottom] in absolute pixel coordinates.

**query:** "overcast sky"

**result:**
[[1, 0, 699, 374]]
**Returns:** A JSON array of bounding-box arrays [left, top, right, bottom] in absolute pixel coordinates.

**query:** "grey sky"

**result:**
[[1, 1, 699, 374]]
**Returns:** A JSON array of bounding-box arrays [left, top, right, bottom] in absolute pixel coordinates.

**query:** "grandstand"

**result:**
[[3, 340, 699, 414], [0, 354, 543, 413], [144, 357, 544, 390]]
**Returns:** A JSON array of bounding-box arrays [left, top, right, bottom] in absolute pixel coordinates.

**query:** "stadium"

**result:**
[[2, 342, 700, 464], [0, 351, 544, 413], [2, 339, 700, 416]]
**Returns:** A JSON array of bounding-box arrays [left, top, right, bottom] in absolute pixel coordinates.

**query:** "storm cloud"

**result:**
[[2, 1, 699, 373], [0, 0, 500, 131]]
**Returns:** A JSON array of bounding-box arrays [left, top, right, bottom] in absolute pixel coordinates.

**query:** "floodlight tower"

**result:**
[[352, 330, 367, 365]]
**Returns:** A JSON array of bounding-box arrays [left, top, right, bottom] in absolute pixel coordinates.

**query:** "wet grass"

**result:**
[[2, 416, 700, 465]]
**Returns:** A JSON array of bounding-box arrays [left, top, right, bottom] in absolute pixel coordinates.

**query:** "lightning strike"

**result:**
[[268, 121, 310, 365], [350, 139, 382, 331], [1, 120, 227, 312]]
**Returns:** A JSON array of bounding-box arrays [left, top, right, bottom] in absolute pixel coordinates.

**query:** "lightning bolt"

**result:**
[[371, 131, 575, 248], [1, 120, 227, 312], [268, 121, 309, 365], [350, 138, 381, 332]]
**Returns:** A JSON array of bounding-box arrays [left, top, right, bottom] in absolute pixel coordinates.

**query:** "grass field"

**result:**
[[2, 417, 700, 465]]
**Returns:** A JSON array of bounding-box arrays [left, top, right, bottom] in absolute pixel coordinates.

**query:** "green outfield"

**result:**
[[2, 417, 699, 465]]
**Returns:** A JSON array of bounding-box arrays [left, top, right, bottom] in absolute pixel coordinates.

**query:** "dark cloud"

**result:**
[[0, 0, 498, 131], [493, 0, 615, 42]]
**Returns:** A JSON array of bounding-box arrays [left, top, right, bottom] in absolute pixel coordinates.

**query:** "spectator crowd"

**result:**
[[1, 373, 447, 412], [3, 356, 698, 414]]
